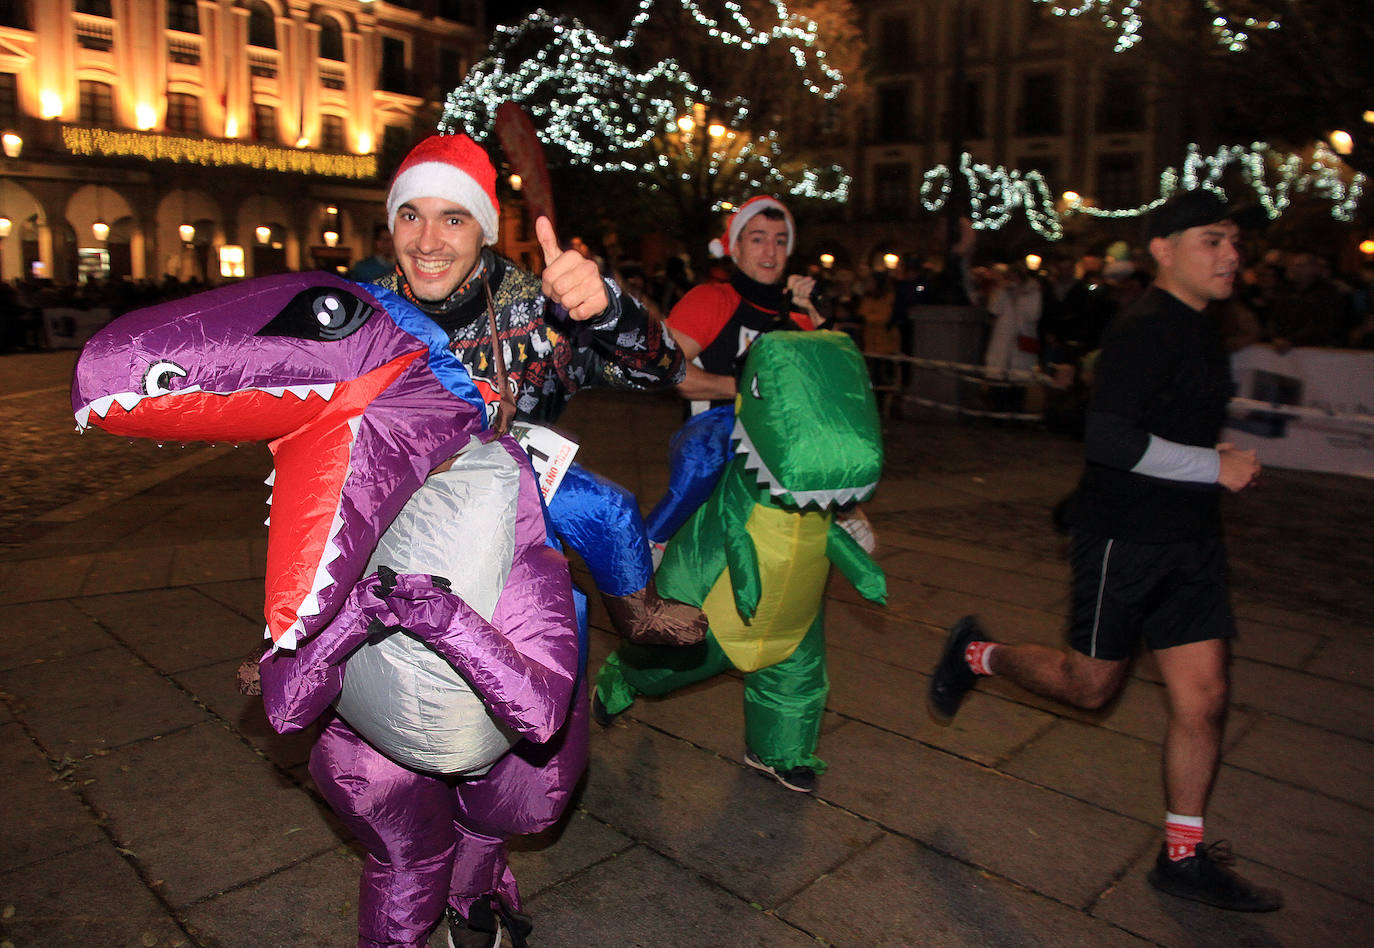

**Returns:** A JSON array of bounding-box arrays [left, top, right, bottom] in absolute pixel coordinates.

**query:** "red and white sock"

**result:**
[[1164, 812, 1204, 861], [964, 641, 997, 676]]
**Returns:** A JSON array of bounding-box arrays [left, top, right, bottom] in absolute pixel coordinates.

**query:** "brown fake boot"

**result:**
[[235, 643, 269, 696], [600, 578, 708, 646]]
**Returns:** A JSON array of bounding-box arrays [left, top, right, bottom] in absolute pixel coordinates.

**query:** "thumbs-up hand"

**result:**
[[537, 216, 608, 321]]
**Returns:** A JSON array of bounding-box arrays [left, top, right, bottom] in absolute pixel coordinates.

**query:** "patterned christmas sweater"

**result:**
[[376, 251, 684, 424]]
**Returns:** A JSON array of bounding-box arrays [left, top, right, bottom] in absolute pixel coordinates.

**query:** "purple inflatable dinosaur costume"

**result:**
[[72, 271, 586, 947]]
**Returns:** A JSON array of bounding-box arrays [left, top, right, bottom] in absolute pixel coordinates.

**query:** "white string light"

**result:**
[[440, 1, 851, 203], [1034, 1, 1281, 52], [921, 142, 1364, 239]]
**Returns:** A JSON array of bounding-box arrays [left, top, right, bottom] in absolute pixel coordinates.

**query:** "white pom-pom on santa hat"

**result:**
[[709, 196, 795, 259], [386, 134, 500, 245]]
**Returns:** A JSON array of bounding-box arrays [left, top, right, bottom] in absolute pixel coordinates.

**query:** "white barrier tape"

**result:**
[[1228, 397, 1374, 426], [861, 355, 1374, 427]]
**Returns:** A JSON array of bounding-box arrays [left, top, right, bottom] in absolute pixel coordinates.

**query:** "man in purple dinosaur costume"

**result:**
[[72, 271, 585, 947]]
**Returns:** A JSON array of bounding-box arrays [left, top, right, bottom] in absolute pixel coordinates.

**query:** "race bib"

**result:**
[[510, 422, 579, 502]]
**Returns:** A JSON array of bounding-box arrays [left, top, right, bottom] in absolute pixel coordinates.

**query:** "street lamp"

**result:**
[[1, 133, 21, 158], [0, 217, 11, 239], [1329, 130, 1354, 156], [179, 223, 196, 243]]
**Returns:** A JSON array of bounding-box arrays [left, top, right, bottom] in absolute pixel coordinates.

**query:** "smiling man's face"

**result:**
[[392, 196, 485, 301]]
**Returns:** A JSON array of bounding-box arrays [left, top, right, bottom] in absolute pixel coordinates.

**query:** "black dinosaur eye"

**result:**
[[256, 288, 376, 341]]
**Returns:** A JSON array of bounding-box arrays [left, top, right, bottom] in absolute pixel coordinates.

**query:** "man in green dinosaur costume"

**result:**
[[594, 330, 886, 791]]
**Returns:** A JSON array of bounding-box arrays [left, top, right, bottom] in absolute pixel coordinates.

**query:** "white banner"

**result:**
[[1225, 345, 1374, 479], [42, 307, 111, 349]]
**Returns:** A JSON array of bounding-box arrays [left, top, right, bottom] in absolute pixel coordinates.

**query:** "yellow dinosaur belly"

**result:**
[[705, 504, 832, 672]]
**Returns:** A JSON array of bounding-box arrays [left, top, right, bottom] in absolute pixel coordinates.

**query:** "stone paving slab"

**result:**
[[0, 646, 208, 757], [0, 840, 192, 947], [508, 808, 634, 901], [999, 718, 1165, 823], [0, 553, 97, 604], [820, 721, 1158, 909], [74, 587, 262, 675], [879, 549, 1069, 613], [523, 843, 822, 948], [1233, 615, 1326, 668], [778, 832, 1153, 948], [0, 720, 106, 874], [1230, 660, 1374, 741], [1224, 714, 1374, 807], [0, 598, 117, 670], [75, 721, 343, 909], [179, 846, 362, 948], [580, 720, 884, 909], [827, 641, 1057, 764], [1305, 631, 1374, 685]]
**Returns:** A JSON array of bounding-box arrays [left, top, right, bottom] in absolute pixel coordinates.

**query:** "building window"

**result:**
[[253, 103, 278, 143], [166, 0, 198, 33], [320, 114, 345, 152], [437, 0, 477, 23], [248, 1, 276, 49], [874, 84, 911, 143], [1095, 152, 1142, 208], [76, 0, 113, 17], [437, 46, 466, 97], [1096, 69, 1145, 134], [1018, 155, 1059, 191], [873, 162, 912, 219], [0, 72, 16, 128], [166, 92, 201, 135], [317, 15, 344, 62], [873, 15, 911, 74], [78, 81, 115, 126], [0, 0, 29, 30], [945, 77, 985, 140], [379, 36, 410, 94], [381, 124, 411, 177], [1019, 73, 1061, 137]]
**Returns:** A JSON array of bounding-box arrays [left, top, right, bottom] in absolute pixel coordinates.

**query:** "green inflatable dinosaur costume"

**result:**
[[595, 330, 886, 788]]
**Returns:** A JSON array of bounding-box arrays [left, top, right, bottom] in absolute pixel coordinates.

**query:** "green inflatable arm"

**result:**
[[827, 522, 886, 605]]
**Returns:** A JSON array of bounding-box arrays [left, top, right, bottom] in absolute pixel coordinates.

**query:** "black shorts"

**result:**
[[1067, 532, 1236, 661]]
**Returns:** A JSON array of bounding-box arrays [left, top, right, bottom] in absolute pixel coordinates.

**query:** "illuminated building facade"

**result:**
[[0, 0, 484, 285], [837, 0, 1184, 264]]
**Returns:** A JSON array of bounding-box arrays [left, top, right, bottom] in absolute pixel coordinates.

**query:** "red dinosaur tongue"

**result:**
[[262, 350, 425, 645]]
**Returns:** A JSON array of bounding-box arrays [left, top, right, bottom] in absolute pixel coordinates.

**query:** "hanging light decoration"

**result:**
[[919, 141, 1364, 239], [441, 0, 853, 203]]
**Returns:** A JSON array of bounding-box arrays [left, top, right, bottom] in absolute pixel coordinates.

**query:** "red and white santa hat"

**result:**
[[708, 195, 795, 259], [386, 134, 500, 245]]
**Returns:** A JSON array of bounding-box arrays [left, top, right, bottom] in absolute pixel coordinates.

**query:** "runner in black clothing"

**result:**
[[927, 190, 1282, 913]]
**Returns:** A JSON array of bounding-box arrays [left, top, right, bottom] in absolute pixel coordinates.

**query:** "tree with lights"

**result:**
[[442, 0, 866, 254], [1035, 1, 1374, 179]]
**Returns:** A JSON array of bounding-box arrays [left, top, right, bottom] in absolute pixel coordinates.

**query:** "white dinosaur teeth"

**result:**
[[114, 391, 143, 411], [259, 383, 336, 400], [74, 406, 91, 429], [264, 470, 276, 487]]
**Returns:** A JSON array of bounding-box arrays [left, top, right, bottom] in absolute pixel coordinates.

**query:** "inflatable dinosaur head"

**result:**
[[71, 272, 487, 649], [732, 330, 882, 509]]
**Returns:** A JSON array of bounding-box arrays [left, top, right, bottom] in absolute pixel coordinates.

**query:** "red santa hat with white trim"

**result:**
[[386, 134, 500, 245], [708, 195, 795, 259]]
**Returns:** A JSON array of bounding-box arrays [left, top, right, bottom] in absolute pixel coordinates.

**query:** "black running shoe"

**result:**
[[744, 750, 817, 793], [446, 896, 534, 948], [1147, 842, 1283, 912], [928, 615, 989, 725], [591, 690, 619, 728]]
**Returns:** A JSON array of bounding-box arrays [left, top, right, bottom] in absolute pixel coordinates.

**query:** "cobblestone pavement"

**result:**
[[2, 352, 1372, 947]]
